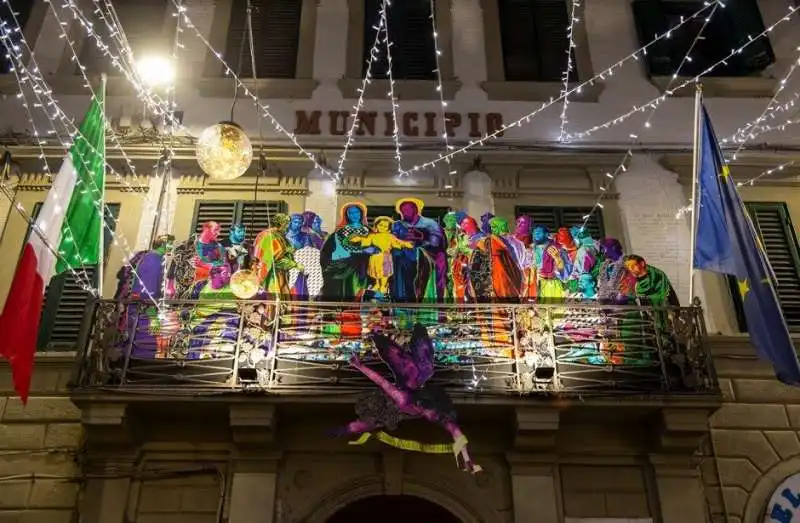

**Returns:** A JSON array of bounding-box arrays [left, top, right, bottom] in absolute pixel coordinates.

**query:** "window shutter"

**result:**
[[366, 205, 398, 228], [81, 0, 170, 74], [718, 0, 774, 75], [38, 203, 121, 349], [498, 0, 541, 81], [516, 206, 559, 231], [192, 201, 239, 240], [363, 0, 436, 80], [238, 201, 289, 242], [531, 0, 576, 82], [631, 0, 674, 77], [515, 206, 604, 238], [223, 0, 302, 78]]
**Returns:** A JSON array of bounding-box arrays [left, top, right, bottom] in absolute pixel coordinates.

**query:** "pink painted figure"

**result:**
[[513, 215, 533, 247], [330, 324, 482, 474]]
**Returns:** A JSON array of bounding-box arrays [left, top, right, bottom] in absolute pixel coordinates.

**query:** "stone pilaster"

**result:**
[[305, 167, 338, 231], [449, 0, 488, 97], [228, 453, 282, 523], [655, 408, 713, 454], [462, 169, 494, 220], [79, 457, 138, 523], [649, 454, 708, 523], [80, 403, 138, 449], [312, 0, 348, 96], [229, 404, 277, 450]]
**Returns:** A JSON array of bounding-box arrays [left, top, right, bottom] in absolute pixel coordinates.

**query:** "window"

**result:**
[[79, 0, 172, 74], [729, 202, 800, 332], [219, 0, 302, 78], [191, 200, 289, 243], [36, 203, 121, 350], [515, 205, 605, 239], [631, 0, 774, 78], [365, 205, 452, 228], [0, 0, 36, 74], [363, 0, 436, 80], [497, 0, 577, 82]]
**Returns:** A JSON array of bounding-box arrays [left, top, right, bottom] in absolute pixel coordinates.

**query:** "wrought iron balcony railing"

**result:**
[[72, 299, 718, 395]]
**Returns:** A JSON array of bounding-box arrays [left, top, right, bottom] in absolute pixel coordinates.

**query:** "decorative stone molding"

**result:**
[[281, 189, 311, 196], [229, 404, 277, 449], [660, 152, 800, 186], [653, 407, 715, 454], [336, 189, 365, 196], [492, 191, 518, 199], [437, 190, 464, 198], [512, 406, 559, 451], [650, 75, 778, 99], [80, 402, 138, 449]]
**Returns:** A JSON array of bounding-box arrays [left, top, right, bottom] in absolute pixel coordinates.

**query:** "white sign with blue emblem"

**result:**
[[766, 473, 800, 522]]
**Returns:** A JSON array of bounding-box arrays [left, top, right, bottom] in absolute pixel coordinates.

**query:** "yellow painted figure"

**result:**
[[351, 217, 414, 296]]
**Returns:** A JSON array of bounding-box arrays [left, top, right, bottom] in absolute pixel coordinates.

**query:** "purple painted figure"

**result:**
[[330, 324, 481, 474], [480, 212, 494, 235], [514, 215, 533, 247], [597, 238, 631, 304]]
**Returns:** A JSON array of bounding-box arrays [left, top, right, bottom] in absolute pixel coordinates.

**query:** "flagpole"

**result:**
[[688, 83, 703, 304], [97, 73, 107, 298]]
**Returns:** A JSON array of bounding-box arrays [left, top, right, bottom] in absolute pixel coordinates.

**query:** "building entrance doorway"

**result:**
[[326, 495, 462, 523]]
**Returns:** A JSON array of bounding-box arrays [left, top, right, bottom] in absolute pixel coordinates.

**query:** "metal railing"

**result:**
[[72, 299, 718, 395]]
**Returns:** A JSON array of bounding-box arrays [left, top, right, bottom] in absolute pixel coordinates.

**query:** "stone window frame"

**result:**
[[480, 0, 602, 102], [340, 0, 460, 101], [198, 0, 319, 99]]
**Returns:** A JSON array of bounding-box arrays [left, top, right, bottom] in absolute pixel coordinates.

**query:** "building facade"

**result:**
[[0, 0, 799, 522]]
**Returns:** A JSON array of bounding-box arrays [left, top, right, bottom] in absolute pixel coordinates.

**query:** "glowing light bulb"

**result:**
[[135, 55, 175, 88], [196, 122, 253, 181]]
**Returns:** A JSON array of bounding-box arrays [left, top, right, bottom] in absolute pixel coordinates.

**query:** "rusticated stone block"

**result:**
[[712, 430, 779, 472], [604, 492, 650, 518], [710, 404, 788, 429], [19, 510, 75, 523], [718, 379, 735, 401], [714, 358, 776, 379], [722, 486, 749, 518], [561, 465, 645, 492], [43, 424, 82, 448], [705, 486, 726, 515], [716, 458, 761, 490], [785, 406, 800, 427], [1, 398, 79, 422], [765, 431, 800, 459], [28, 481, 79, 508], [137, 515, 218, 523], [138, 485, 183, 512], [179, 486, 222, 513], [0, 424, 46, 450], [733, 379, 800, 404], [0, 453, 78, 476], [0, 481, 32, 508], [562, 492, 606, 518]]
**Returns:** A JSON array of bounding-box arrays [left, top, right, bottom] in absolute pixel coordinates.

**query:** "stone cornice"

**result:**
[[661, 152, 800, 186]]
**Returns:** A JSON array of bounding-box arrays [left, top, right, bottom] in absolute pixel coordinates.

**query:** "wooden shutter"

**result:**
[[498, 0, 574, 82], [363, 0, 436, 80], [38, 204, 121, 349], [717, 0, 774, 75], [366, 205, 451, 227], [238, 201, 289, 242], [730, 203, 800, 331], [515, 205, 604, 238], [531, 0, 576, 82], [631, 0, 675, 77], [223, 0, 302, 78], [192, 201, 238, 240]]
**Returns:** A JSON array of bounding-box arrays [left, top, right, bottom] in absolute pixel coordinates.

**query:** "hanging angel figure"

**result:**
[[329, 324, 482, 474]]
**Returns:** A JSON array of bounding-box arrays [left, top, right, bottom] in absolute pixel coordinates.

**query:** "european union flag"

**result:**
[[693, 104, 800, 385]]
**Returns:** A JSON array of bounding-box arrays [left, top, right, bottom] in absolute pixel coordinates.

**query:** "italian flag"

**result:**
[[0, 93, 106, 404]]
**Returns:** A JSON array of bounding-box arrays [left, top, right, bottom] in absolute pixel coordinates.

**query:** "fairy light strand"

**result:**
[[399, 0, 720, 176], [381, 0, 403, 176], [577, 0, 722, 230], [335, 0, 388, 177], [567, 5, 799, 142], [427, 0, 455, 186], [557, 0, 581, 142]]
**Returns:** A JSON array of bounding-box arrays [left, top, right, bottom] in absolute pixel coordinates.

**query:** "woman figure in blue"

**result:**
[[319, 202, 378, 301]]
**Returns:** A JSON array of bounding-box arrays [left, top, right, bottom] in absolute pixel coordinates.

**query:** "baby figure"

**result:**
[[351, 216, 414, 297]]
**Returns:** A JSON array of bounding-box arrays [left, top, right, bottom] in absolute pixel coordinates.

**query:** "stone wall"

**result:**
[[0, 354, 82, 523], [704, 337, 800, 523]]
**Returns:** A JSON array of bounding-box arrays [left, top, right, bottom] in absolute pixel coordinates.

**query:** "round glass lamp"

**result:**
[[196, 121, 253, 180], [230, 269, 260, 299]]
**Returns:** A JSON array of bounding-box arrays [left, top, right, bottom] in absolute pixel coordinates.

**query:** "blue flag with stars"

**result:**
[[693, 105, 800, 385]]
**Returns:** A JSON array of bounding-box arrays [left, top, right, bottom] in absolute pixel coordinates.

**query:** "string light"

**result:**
[[577, 1, 722, 230], [335, 0, 387, 178], [427, 0, 455, 187], [399, 0, 720, 176], [557, 0, 581, 142], [381, 0, 403, 177], [567, 5, 799, 142], [722, 49, 800, 157]]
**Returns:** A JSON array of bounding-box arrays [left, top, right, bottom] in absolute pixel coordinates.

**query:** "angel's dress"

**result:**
[[353, 385, 458, 431]]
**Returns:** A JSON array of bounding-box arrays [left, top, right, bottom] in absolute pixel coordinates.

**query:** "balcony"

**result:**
[[72, 299, 718, 397]]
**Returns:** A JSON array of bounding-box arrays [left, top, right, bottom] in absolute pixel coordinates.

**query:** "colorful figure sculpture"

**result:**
[[623, 255, 679, 307], [533, 225, 566, 301], [330, 324, 481, 474], [253, 214, 300, 297], [226, 223, 250, 273], [567, 229, 598, 298], [480, 212, 494, 235], [396, 198, 447, 302], [285, 213, 307, 250], [514, 215, 533, 247], [301, 211, 327, 249], [554, 227, 577, 281], [457, 216, 488, 301], [596, 238, 633, 304], [481, 217, 524, 299], [195, 221, 225, 281], [351, 216, 414, 298], [320, 203, 377, 301]]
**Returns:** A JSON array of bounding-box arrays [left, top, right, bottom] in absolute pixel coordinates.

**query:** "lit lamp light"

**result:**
[[196, 121, 253, 180], [136, 56, 176, 88], [230, 269, 260, 299]]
